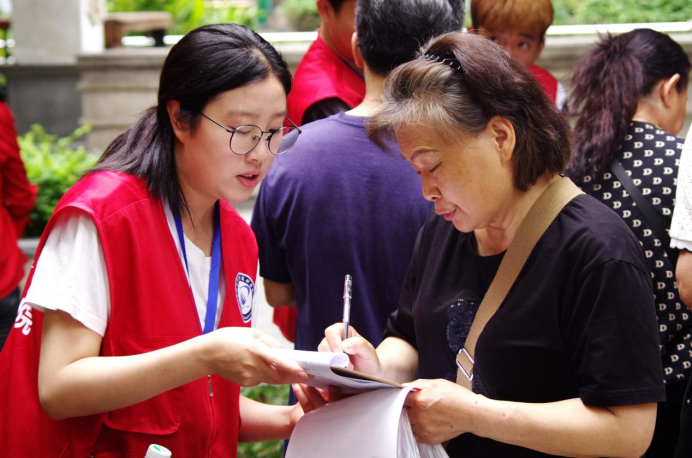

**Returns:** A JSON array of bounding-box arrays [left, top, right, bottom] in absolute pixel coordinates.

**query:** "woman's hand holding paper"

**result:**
[[403, 378, 481, 444], [203, 327, 309, 387]]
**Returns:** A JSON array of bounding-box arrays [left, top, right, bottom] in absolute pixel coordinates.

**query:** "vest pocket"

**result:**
[[103, 334, 187, 435], [104, 385, 184, 435]]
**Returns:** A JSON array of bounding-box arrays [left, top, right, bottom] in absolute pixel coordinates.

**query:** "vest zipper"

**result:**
[[206, 375, 217, 456]]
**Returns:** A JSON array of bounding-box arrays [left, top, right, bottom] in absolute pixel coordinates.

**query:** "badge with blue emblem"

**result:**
[[235, 273, 255, 323]]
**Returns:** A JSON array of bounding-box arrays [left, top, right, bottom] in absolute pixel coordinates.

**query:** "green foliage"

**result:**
[[241, 383, 290, 406], [18, 125, 98, 238], [237, 384, 290, 458], [552, 0, 692, 24], [578, 0, 692, 24], [0, 73, 6, 102], [279, 0, 320, 31], [107, 0, 259, 35], [552, 0, 581, 25]]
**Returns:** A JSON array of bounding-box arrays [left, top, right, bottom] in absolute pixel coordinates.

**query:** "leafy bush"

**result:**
[[238, 384, 290, 458], [0, 73, 6, 102], [279, 0, 320, 31], [18, 125, 99, 238], [107, 0, 259, 35], [577, 0, 692, 24], [553, 0, 692, 24]]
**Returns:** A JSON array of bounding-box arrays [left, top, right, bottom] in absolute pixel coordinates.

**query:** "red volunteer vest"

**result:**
[[0, 102, 37, 298], [286, 34, 365, 126], [530, 64, 558, 103], [0, 171, 257, 457]]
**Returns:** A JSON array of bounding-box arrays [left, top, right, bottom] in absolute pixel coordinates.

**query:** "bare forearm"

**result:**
[[472, 397, 656, 457], [376, 337, 418, 383], [264, 278, 296, 308], [39, 310, 308, 420], [238, 395, 294, 442], [40, 336, 210, 420], [676, 250, 692, 309]]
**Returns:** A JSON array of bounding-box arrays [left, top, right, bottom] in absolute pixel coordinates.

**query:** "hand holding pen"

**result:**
[[320, 274, 383, 376]]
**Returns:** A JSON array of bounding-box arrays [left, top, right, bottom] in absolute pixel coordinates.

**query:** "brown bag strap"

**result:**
[[456, 177, 584, 389]]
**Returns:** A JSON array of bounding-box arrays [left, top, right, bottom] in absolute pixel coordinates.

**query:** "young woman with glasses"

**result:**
[[0, 23, 321, 457]]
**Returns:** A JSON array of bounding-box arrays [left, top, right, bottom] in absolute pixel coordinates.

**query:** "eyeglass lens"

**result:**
[[230, 126, 299, 155]]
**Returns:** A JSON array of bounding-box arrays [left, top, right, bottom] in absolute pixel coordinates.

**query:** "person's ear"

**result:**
[[661, 74, 682, 108], [166, 100, 188, 142], [316, 0, 333, 22], [488, 116, 516, 165], [351, 32, 364, 69]]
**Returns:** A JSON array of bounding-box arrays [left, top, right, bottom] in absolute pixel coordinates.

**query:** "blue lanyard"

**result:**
[[173, 202, 222, 334]]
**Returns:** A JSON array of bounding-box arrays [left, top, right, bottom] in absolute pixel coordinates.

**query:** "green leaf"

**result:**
[[18, 124, 99, 238], [237, 384, 289, 458], [553, 0, 692, 24], [108, 0, 260, 35]]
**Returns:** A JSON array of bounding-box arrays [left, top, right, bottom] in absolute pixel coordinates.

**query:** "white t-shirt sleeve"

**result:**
[[671, 125, 692, 251], [22, 209, 110, 336], [23, 202, 229, 337]]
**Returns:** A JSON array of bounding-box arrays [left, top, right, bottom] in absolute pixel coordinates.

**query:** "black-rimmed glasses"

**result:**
[[199, 112, 302, 155]]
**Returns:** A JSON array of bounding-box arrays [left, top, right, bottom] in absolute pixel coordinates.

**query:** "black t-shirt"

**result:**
[[385, 194, 666, 457]]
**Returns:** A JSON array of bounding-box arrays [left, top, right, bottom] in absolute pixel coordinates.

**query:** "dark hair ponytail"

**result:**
[[566, 29, 690, 182], [90, 23, 292, 216]]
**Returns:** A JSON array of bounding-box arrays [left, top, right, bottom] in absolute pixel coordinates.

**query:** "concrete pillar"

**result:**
[[12, 0, 106, 64]]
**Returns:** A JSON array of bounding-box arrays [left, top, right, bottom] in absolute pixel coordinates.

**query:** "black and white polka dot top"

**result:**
[[582, 121, 691, 385]]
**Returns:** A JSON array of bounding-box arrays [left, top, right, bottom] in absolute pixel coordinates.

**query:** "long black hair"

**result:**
[[566, 29, 690, 183], [90, 23, 292, 216]]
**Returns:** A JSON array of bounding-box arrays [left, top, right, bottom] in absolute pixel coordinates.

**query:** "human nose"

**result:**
[[245, 135, 272, 161], [421, 176, 440, 202], [507, 46, 524, 63]]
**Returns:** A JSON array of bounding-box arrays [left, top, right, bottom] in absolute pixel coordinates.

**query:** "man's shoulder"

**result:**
[[261, 116, 356, 184], [530, 64, 558, 81], [292, 40, 345, 87], [288, 113, 365, 148]]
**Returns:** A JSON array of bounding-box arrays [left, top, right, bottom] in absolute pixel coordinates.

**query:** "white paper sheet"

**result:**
[[271, 349, 401, 393], [286, 387, 413, 458]]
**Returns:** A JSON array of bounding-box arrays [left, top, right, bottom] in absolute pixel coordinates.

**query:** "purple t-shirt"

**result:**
[[251, 112, 431, 351]]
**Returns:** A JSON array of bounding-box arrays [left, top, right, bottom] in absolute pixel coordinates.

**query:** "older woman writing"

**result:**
[[320, 32, 664, 457]]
